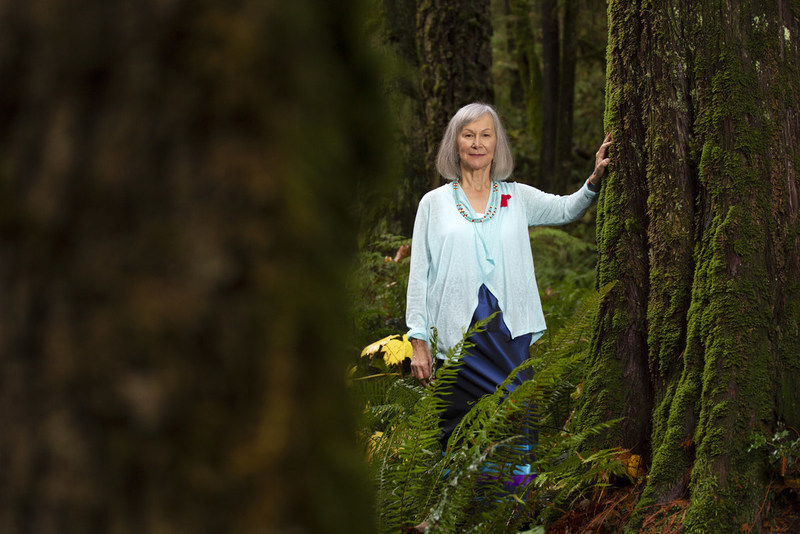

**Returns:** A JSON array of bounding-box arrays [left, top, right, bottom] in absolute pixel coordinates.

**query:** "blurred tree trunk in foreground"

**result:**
[[0, 1, 389, 532], [417, 0, 494, 190], [579, 0, 800, 530]]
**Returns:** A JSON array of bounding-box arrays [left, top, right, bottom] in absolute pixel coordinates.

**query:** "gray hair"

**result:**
[[435, 102, 514, 181]]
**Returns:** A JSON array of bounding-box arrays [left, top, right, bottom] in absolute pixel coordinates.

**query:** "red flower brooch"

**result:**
[[500, 194, 511, 207]]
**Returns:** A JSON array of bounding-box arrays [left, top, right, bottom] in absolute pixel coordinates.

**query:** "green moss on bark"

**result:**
[[600, 0, 800, 531], [576, 0, 652, 454]]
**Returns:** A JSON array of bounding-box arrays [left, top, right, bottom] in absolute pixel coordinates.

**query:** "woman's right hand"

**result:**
[[410, 338, 433, 386]]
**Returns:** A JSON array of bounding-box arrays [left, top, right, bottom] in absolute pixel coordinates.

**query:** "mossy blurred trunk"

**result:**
[[0, 1, 388, 532], [378, 0, 429, 235], [511, 0, 543, 154], [579, 0, 800, 530], [416, 0, 494, 189]]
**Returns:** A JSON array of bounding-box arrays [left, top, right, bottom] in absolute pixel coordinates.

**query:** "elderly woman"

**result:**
[[406, 102, 611, 451]]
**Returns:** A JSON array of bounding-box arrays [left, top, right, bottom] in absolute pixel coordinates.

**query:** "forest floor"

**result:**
[[547, 481, 800, 533]]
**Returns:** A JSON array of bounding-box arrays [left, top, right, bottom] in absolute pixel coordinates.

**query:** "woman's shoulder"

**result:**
[[419, 183, 453, 204]]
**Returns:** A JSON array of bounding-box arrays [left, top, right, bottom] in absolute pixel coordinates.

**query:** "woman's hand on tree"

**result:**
[[589, 132, 612, 187], [410, 338, 433, 387]]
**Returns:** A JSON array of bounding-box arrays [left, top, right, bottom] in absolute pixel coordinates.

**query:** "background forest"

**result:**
[[355, 0, 800, 532]]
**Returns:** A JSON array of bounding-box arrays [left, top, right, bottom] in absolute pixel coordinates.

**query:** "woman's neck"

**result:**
[[458, 167, 492, 192]]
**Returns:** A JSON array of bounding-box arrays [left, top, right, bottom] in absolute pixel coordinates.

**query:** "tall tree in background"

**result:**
[[506, 0, 584, 192], [372, 0, 495, 233], [579, 0, 800, 530], [417, 0, 494, 190], [377, 0, 429, 234], [539, 0, 580, 192], [555, 0, 577, 188], [539, 0, 559, 189], [0, 0, 389, 532], [509, 0, 544, 157]]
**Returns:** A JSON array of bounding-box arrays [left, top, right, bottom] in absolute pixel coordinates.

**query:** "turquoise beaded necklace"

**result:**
[[453, 180, 499, 223]]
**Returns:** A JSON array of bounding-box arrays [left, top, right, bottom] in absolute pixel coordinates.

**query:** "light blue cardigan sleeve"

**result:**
[[406, 195, 431, 341], [518, 181, 598, 226]]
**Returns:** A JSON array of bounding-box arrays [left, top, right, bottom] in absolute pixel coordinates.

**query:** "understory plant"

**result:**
[[749, 423, 800, 480], [352, 282, 623, 532], [349, 233, 412, 351]]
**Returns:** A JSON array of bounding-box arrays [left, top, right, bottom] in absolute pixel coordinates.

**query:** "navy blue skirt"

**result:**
[[438, 284, 537, 483]]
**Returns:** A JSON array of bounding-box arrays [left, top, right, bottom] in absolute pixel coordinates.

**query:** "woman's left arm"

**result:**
[[521, 133, 612, 226]]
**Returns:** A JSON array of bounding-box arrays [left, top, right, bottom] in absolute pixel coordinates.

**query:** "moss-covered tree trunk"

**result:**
[[0, 1, 389, 532], [416, 0, 494, 189], [580, 0, 800, 531], [578, 0, 653, 458]]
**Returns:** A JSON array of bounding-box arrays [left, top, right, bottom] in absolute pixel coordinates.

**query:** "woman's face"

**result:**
[[457, 113, 497, 175]]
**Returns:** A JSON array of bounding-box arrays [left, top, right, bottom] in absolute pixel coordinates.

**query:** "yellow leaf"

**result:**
[[360, 334, 412, 367]]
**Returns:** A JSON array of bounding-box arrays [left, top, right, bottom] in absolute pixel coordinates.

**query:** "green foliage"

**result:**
[[530, 227, 597, 285], [349, 233, 412, 351], [748, 423, 800, 474], [353, 283, 622, 532], [530, 226, 597, 339]]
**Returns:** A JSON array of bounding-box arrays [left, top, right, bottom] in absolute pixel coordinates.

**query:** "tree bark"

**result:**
[[636, 0, 698, 507], [379, 0, 429, 235], [576, 0, 653, 458], [555, 0, 577, 192], [512, 0, 543, 152], [0, 1, 389, 532], [580, 0, 800, 530], [417, 0, 494, 190], [539, 0, 559, 191]]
